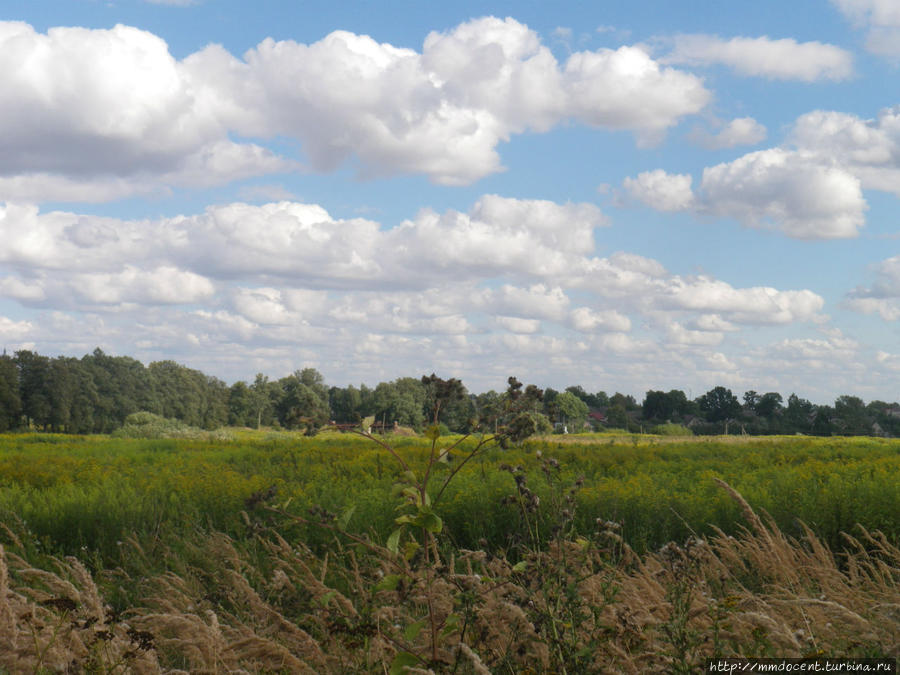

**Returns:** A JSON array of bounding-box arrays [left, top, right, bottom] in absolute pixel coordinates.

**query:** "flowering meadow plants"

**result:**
[[0, 432, 897, 561], [0, 430, 897, 672]]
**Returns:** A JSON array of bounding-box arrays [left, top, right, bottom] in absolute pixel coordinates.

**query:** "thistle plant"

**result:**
[[264, 375, 548, 671]]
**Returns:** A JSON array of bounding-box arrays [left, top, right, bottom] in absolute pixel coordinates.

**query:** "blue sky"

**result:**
[[1, 0, 899, 403]]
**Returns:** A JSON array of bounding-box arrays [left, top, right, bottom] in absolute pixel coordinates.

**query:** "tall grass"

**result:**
[[1, 432, 897, 561], [0, 431, 898, 671], [0, 479, 896, 672]]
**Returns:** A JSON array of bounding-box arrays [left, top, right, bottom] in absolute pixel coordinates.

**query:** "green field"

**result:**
[[1, 431, 897, 672], [1, 431, 898, 559]]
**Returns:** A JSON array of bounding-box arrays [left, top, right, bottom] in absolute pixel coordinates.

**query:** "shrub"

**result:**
[[653, 423, 694, 436], [112, 412, 233, 440]]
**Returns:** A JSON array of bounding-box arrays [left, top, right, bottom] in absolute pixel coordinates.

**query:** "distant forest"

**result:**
[[1, 348, 898, 437]]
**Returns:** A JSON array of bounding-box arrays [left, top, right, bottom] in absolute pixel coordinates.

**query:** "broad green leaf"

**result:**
[[390, 652, 419, 675], [361, 415, 375, 431], [421, 511, 442, 534], [386, 527, 402, 554], [394, 514, 417, 526], [401, 486, 420, 504], [374, 574, 401, 592], [512, 560, 528, 573], [403, 619, 426, 641], [424, 424, 441, 441], [440, 613, 461, 638], [338, 504, 356, 529], [402, 540, 420, 561]]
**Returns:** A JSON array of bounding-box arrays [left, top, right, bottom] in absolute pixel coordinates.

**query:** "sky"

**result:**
[[1, 0, 899, 403]]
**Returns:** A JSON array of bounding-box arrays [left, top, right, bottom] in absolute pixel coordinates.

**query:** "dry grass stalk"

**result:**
[[0, 478, 896, 672], [0, 544, 159, 673], [456, 641, 492, 675]]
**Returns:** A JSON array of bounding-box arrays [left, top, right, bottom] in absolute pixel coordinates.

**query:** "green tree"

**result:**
[[473, 390, 501, 432], [743, 390, 760, 412], [698, 386, 741, 424], [69, 360, 99, 434], [554, 391, 589, 431], [228, 381, 255, 427], [82, 349, 157, 431], [202, 376, 230, 429], [275, 371, 331, 431], [358, 383, 376, 417], [329, 384, 363, 423], [756, 392, 783, 418], [784, 393, 815, 433], [812, 405, 835, 436], [605, 403, 628, 430], [565, 385, 610, 410], [643, 390, 675, 421], [47, 357, 98, 433], [642, 389, 692, 421], [489, 377, 550, 446], [249, 373, 275, 428], [148, 360, 206, 427], [542, 387, 560, 418], [421, 374, 472, 431], [834, 395, 870, 435], [0, 354, 22, 431], [564, 385, 592, 407], [15, 350, 52, 430], [372, 377, 427, 429], [609, 392, 639, 411], [867, 400, 900, 436]]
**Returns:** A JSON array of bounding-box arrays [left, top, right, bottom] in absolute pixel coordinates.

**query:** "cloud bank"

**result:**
[[663, 34, 854, 81], [623, 105, 900, 239], [0, 18, 711, 201], [0, 195, 829, 391], [832, 0, 900, 59]]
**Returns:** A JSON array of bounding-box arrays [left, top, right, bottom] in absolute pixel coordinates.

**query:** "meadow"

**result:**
[[0, 430, 897, 672], [1, 431, 897, 559]]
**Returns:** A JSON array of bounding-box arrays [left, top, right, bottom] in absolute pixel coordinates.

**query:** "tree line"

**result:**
[[0, 349, 898, 437]]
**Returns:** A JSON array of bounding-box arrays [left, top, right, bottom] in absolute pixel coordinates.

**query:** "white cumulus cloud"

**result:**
[[569, 307, 631, 332], [663, 34, 854, 81], [0, 194, 834, 392], [846, 255, 900, 320], [661, 277, 825, 324], [495, 315, 541, 334], [689, 314, 739, 332], [689, 117, 767, 150], [700, 149, 867, 239], [832, 0, 900, 59], [623, 170, 694, 211], [623, 152, 867, 239], [0, 18, 711, 200], [627, 106, 900, 239], [561, 45, 710, 144], [0, 22, 291, 202], [0, 316, 34, 341], [790, 108, 900, 197], [217, 17, 710, 178], [665, 321, 724, 346]]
